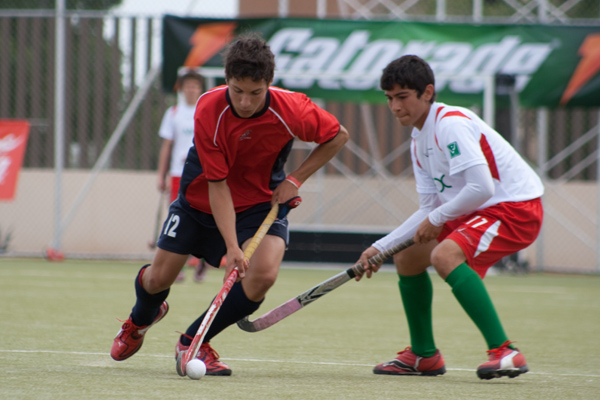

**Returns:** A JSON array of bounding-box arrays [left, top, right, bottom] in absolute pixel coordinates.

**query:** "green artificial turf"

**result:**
[[1, 258, 599, 399]]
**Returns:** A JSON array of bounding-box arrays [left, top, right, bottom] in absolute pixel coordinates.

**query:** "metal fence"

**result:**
[[1, 1, 599, 273]]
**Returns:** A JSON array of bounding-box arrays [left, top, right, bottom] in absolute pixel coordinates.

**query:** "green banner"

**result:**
[[162, 15, 600, 108]]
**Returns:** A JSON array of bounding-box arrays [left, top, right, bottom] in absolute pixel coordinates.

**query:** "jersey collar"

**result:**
[[225, 88, 271, 119], [412, 102, 441, 138]]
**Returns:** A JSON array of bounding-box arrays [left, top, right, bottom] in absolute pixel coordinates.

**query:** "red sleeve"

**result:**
[[291, 93, 340, 144], [193, 90, 231, 182]]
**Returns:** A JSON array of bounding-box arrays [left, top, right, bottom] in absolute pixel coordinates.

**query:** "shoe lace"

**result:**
[[486, 340, 514, 358], [117, 317, 135, 330], [201, 343, 220, 360], [116, 317, 145, 337], [397, 346, 412, 356]]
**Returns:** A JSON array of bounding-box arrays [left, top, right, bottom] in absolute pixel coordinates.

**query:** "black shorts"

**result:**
[[156, 197, 289, 267]]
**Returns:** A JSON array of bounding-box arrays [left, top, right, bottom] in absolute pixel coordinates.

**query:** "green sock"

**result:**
[[399, 272, 437, 357], [445, 263, 508, 350]]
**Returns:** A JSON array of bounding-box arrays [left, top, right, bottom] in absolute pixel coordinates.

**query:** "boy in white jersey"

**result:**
[[356, 55, 543, 380], [157, 68, 209, 282]]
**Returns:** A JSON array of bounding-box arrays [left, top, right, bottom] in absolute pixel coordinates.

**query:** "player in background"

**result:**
[[356, 55, 544, 380], [156, 68, 211, 282], [111, 34, 349, 375]]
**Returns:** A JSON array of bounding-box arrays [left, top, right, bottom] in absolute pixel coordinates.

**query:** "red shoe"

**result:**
[[111, 301, 169, 361], [477, 341, 528, 379], [193, 259, 208, 283], [175, 270, 185, 282], [373, 347, 446, 376], [175, 340, 232, 376], [186, 256, 200, 268]]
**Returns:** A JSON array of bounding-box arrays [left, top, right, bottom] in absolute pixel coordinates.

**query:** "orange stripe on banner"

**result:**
[[560, 34, 600, 105], [183, 22, 237, 71]]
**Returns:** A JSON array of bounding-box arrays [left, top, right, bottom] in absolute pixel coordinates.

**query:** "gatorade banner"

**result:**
[[162, 16, 600, 108], [0, 120, 30, 201]]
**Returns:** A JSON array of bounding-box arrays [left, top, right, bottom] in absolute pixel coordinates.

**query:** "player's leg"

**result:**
[[111, 249, 188, 361], [431, 238, 510, 349], [432, 238, 525, 379], [434, 199, 542, 379], [176, 202, 288, 375], [374, 241, 446, 376], [142, 248, 190, 293], [112, 198, 199, 361], [193, 258, 209, 282], [181, 234, 285, 342], [240, 234, 285, 300], [177, 234, 286, 375]]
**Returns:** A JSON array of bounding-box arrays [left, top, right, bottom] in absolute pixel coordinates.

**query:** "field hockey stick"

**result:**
[[236, 237, 415, 333], [148, 192, 167, 250], [176, 196, 302, 377]]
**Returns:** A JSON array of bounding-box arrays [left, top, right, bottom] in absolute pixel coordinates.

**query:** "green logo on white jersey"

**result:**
[[448, 142, 461, 158]]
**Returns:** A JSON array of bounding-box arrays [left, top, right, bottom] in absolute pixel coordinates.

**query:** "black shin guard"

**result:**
[[131, 264, 170, 326], [181, 281, 262, 345]]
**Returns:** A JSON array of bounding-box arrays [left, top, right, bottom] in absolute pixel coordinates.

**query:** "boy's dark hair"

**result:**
[[223, 34, 275, 84], [380, 55, 436, 103], [175, 68, 204, 91]]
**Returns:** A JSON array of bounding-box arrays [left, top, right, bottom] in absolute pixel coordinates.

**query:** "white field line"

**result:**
[[1, 349, 598, 378]]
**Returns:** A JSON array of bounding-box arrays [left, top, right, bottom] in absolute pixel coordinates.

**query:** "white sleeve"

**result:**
[[158, 107, 175, 141], [372, 193, 440, 252], [428, 163, 494, 227]]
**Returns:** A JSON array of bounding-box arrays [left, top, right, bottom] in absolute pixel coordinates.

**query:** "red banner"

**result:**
[[0, 120, 30, 201]]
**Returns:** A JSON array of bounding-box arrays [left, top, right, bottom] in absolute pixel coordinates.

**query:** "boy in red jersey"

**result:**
[[356, 55, 543, 380], [156, 68, 209, 282], [111, 35, 349, 375]]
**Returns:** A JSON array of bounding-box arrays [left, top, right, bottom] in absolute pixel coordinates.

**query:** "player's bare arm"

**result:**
[[272, 125, 349, 206], [157, 139, 173, 192], [208, 180, 247, 280], [414, 217, 443, 245], [271, 179, 299, 207]]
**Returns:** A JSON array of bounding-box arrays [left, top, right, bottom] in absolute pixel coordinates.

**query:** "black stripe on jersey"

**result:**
[[179, 145, 205, 198], [269, 138, 294, 191]]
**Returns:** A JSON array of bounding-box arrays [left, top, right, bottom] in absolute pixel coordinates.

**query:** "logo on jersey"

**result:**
[[448, 142, 461, 158], [433, 174, 452, 193], [239, 130, 252, 141]]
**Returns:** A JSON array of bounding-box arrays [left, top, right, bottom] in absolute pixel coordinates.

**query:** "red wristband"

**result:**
[[285, 175, 301, 189]]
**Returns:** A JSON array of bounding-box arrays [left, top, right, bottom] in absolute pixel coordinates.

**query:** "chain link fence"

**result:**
[[1, 1, 599, 273]]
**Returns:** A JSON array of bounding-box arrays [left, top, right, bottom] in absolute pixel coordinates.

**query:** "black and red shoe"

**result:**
[[110, 301, 169, 361], [373, 347, 446, 376], [176, 340, 232, 376], [477, 341, 528, 380]]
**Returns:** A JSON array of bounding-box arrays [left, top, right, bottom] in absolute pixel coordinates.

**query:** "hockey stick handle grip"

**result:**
[[243, 203, 279, 261], [349, 238, 415, 277]]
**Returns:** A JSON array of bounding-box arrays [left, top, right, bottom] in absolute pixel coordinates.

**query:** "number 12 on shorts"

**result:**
[[164, 214, 180, 237]]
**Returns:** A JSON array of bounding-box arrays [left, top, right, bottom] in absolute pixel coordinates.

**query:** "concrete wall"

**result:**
[[0, 170, 597, 273]]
